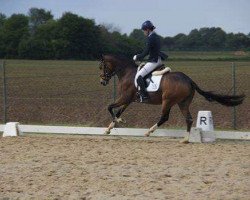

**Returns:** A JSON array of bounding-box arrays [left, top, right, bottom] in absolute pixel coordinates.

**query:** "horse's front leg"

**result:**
[[115, 104, 129, 123], [104, 100, 129, 135]]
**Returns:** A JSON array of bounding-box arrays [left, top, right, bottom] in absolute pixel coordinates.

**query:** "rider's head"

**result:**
[[141, 20, 155, 36]]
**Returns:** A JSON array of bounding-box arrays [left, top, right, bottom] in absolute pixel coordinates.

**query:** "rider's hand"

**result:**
[[133, 55, 137, 61]]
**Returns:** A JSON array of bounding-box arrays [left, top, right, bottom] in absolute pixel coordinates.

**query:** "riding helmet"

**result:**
[[141, 20, 155, 30]]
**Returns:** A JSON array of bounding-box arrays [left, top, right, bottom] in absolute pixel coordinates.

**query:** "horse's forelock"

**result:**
[[101, 54, 104, 61]]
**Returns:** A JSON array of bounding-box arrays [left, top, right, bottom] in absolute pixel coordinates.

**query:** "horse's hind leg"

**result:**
[[178, 98, 194, 143], [145, 100, 171, 137]]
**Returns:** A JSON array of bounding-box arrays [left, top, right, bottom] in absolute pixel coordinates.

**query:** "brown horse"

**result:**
[[99, 54, 245, 142]]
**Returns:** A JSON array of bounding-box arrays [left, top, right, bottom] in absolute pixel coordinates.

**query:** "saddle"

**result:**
[[138, 63, 170, 87]]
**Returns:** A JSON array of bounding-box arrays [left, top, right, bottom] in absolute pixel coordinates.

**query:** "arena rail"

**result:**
[[0, 124, 249, 141]]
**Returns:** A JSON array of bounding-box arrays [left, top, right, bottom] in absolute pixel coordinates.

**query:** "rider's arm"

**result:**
[[136, 39, 151, 61], [159, 51, 168, 60]]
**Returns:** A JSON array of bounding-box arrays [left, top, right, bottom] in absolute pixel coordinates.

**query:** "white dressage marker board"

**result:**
[[196, 111, 214, 131]]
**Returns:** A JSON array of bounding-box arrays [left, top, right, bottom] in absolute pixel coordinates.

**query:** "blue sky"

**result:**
[[0, 0, 249, 36]]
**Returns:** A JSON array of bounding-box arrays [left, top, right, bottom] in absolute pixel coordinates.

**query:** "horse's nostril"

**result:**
[[100, 80, 107, 86]]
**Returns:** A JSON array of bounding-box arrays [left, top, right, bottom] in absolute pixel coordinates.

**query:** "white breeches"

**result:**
[[135, 57, 162, 82]]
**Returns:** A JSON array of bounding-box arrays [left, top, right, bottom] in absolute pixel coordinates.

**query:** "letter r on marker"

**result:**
[[200, 117, 207, 125]]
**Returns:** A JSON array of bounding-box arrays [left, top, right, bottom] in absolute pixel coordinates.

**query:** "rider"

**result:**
[[133, 20, 167, 102]]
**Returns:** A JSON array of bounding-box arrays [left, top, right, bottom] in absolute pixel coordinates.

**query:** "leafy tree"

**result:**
[[3, 14, 29, 58], [28, 8, 53, 35], [225, 33, 250, 50], [185, 29, 202, 50], [129, 29, 145, 46], [18, 38, 54, 59], [100, 23, 121, 33], [98, 26, 143, 58], [162, 37, 175, 50], [35, 19, 58, 40], [19, 19, 58, 59], [98, 25, 117, 55], [207, 27, 226, 50], [0, 13, 6, 28], [55, 12, 102, 59], [0, 13, 7, 57], [173, 33, 188, 50], [170, 28, 250, 51], [112, 32, 142, 57], [1, 9, 250, 59]]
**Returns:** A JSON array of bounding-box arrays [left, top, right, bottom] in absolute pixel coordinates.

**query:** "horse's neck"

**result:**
[[116, 65, 136, 82], [105, 57, 137, 84]]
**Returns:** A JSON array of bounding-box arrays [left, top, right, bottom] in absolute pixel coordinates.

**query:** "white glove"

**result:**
[[133, 55, 137, 61]]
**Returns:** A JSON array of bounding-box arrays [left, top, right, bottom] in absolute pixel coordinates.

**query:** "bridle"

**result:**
[[99, 59, 115, 82]]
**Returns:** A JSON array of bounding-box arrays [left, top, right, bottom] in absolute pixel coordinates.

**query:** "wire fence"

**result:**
[[0, 60, 249, 130]]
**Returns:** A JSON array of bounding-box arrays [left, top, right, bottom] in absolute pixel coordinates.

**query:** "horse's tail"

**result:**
[[190, 80, 245, 107]]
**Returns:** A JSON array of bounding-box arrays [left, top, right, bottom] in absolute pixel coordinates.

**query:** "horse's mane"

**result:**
[[105, 54, 137, 68]]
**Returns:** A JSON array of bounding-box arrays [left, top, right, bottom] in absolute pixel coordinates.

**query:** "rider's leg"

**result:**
[[135, 61, 160, 101], [137, 75, 149, 100], [134, 57, 162, 84], [143, 57, 162, 74]]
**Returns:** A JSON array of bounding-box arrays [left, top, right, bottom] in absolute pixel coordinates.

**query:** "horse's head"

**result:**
[[99, 55, 116, 86]]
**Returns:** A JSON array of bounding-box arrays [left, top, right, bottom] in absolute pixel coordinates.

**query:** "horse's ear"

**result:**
[[99, 54, 104, 61]]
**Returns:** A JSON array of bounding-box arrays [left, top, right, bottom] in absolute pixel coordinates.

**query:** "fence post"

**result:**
[[2, 61, 7, 123], [232, 62, 236, 129]]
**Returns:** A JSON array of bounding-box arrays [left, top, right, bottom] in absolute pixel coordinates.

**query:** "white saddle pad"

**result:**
[[135, 75, 163, 92], [145, 75, 163, 92], [134, 65, 171, 92]]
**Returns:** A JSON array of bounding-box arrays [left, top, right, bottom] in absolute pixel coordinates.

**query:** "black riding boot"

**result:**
[[137, 76, 149, 102]]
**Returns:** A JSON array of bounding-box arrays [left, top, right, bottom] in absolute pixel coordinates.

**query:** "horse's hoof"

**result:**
[[180, 137, 189, 144], [104, 130, 111, 135], [145, 133, 150, 137]]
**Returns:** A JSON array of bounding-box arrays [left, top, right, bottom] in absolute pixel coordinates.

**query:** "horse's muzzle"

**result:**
[[100, 79, 108, 86]]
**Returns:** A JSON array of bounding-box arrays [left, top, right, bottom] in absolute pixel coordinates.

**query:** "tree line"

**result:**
[[0, 8, 249, 59]]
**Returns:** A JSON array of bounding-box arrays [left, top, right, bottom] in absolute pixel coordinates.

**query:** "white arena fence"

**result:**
[[0, 123, 249, 142]]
